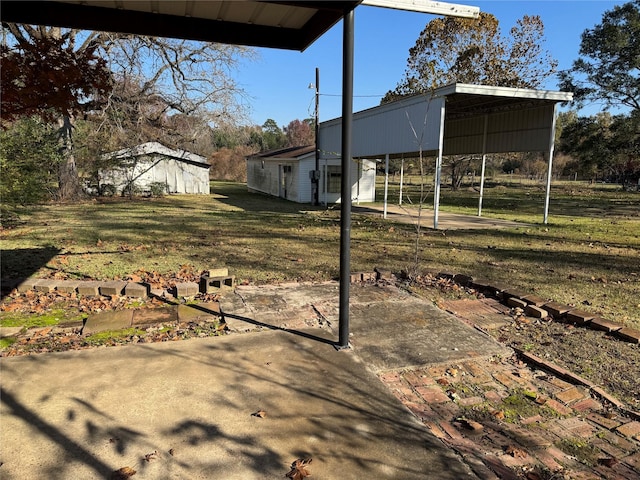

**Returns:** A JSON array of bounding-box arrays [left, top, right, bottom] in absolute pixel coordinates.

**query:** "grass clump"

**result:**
[[0, 309, 70, 329], [556, 438, 599, 467], [84, 328, 145, 346]]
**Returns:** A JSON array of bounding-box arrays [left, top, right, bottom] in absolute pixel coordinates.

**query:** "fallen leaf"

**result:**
[[144, 450, 158, 462], [504, 445, 527, 458], [492, 410, 505, 420], [110, 466, 136, 479], [251, 410, 266, 418], [285, 458, 312, 480]]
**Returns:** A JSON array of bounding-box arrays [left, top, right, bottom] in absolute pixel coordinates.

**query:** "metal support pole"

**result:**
[[338, 9, 354, 349], [433, 100, 446, 230], [543, 104, 558, 224], [399, 158, 404, 206], [478, 114, 488, 217], [383, 153, 389, 219]]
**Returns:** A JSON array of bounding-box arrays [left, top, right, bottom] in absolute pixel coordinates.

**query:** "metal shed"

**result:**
[[100, 142, 211, 195], [319, 83, 574, 228]]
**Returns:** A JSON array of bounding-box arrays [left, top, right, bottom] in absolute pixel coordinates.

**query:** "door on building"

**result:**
[[279, 165, 292, 199]]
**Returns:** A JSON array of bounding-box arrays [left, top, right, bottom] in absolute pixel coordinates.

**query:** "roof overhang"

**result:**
[[439, 83, 573, 121], [0, 1, 362, 51]]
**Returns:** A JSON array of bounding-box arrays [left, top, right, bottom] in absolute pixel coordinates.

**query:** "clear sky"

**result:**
[[236, 0, 620, 128]]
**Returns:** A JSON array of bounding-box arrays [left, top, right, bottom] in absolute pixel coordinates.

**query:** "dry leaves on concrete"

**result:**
[[285, 458, 312, 480], [110, 466, 136, 479]]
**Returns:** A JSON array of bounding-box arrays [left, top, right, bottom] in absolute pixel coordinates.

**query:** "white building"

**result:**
[[246, 145, 376, 204], [100, 142, 210, 195]]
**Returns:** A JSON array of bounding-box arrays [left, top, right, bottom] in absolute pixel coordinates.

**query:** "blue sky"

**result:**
[[236, 0, 620, 128]]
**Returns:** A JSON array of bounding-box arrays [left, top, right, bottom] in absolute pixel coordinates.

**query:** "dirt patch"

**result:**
[[495, 317, 640, 409]]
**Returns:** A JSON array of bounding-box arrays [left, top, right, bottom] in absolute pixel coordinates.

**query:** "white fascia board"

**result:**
[[439, 83, 574, 102], [361, 0, 480, 18]]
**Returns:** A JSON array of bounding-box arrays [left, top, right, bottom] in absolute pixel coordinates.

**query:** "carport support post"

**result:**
[[543, 104, 558, 224], [338, 8, 354, 349], [433, 100, 446, 229], [399, 158, 404, 206], [478, 114, 488, 217], [383, 153, 389, 219]]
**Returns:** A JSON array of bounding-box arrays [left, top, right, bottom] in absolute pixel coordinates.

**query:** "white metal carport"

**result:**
[[319, 83, 573, 228]]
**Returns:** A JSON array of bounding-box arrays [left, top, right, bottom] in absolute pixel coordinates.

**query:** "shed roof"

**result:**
[[251, 145, 316, 160], [104, 142, 210, 168], [1, 1, 361, 51]]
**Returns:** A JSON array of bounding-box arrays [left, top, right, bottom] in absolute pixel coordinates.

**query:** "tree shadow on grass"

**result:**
[[0, 246, 61, 300]]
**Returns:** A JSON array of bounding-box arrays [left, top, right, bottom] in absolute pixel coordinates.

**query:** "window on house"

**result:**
[[326, 165, 341, 193]]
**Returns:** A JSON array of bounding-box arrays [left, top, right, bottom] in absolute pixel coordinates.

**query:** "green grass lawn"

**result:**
[[2, 179, 639, 328]]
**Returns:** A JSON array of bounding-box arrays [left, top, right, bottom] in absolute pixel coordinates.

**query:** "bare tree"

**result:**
[[1, 24, 254, 199]]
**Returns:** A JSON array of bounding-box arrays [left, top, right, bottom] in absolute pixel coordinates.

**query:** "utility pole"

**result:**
[[314, 67, 320, 206]]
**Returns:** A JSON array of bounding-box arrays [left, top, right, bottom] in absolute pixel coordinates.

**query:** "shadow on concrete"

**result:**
[[149, 291, 338, 348], [0, 330, 476, 478]]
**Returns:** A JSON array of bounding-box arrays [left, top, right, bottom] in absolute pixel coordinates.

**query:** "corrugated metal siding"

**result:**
[[99, 155, 209, 194], [320, 96, 446, 159], [320, 97, 558, 158], [444, 104, 555, 155]]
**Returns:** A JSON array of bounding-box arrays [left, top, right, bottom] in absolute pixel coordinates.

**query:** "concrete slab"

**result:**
[[352, 204, 528, 230], [132, 307, 178, 326], [221, 283, 509, 371], [177, 303, 221, 322], [348, 296, 510, 372], [0, 330, 478, 479], [0, 326, 23, 338], [82, 310, 133, 335]]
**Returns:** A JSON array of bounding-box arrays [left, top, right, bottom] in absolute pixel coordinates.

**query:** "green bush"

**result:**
[[149, 182, 168, 197], [0, 116, 63, 215]]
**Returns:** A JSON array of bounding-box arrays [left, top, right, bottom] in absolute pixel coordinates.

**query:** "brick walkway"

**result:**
[[378, 354, 640, 479]]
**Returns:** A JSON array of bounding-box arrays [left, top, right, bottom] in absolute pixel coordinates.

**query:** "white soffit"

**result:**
[[438, 83, 574, 103], [361, 0, 480, 18]]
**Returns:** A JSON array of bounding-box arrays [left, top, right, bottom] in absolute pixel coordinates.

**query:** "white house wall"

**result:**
[[247, 155, 376, 204], [247, 158, 279, 197], [319, 157, 376, 204]]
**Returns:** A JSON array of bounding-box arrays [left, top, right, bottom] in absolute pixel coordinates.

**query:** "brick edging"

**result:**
[[432, 271, 640, 346]]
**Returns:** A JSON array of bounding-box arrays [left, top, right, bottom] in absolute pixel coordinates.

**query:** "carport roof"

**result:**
[[440, 83, 573, 120], [1, 0, 361, 51]]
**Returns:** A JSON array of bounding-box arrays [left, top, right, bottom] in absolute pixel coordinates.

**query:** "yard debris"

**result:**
[[110, 466, 136, 479], [504, 445, 528, 458], [144, 450, 158, 462], [251, 410, 267, 418], [285, 458, 312, 480]]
